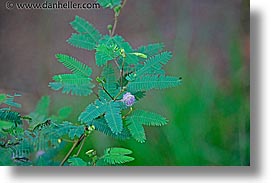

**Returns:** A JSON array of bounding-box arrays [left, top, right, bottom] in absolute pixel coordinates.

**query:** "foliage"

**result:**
[[0, 1, 180, 166]]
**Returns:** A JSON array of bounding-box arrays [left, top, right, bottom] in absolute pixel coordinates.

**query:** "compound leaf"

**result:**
[[127, 52, 172, 81], [104, 102, 123, 134], [102, 147, 134, 165], [137, 43, 164, 58], [89, 118, 131, 140], [127, 75, 181, 92], [78, 100, 107, 124], [67, 33, 97, 51], [49, 74, 94, 96], [126, 117, 146, 143], [70, 16, 101, 46], [55, 54, 92, 77]]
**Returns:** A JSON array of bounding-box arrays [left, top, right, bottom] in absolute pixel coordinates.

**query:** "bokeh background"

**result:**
[[0, 0, 250, 165]]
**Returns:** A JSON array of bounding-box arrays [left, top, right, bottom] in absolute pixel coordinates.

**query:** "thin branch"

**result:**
[[122, 107, 133, 119], [121, 0, 128, 9], [113, 89, 125, 101], [111, 15, 118, 37], [120, 58, 125, 89], [100, 86, 114, 100], [110, 0, 128, 37], [76, 136, 86, 157], [59, 134, 85, 166]]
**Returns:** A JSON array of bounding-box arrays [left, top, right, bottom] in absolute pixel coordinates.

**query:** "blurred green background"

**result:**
[[0, 0, 250, 165]]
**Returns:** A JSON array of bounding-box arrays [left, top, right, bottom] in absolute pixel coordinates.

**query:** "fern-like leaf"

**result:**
[[50, 121, 84, 140], [127, 75, 182, 92], [0, 93, 21, 108], [126, 117, 146, 143], [95, 44, 119, 66], [129, 110, 168, 126], [55, 54, 92, 77], [101, 147, 134, 165], [126, 110, 168, 143], [127, 52, 172, 81], [49, 74, 94, 96], [137, 43, 164, 58], [67, 33, 96, 51], [96, 35, 138, 66], [78, 100, 107, 124], [104, 102, 123, 134], [89, 118, 131, 140], [99, 65, 120, 100], [70, 16, 101, 46], [0, 109, 22, 126]]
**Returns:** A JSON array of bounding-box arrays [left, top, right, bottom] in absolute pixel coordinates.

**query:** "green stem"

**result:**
[[59, 134, 85, 166], [110, 0, 128, 37], [76, 136, 86, 156], [101, 86, 114, 100]]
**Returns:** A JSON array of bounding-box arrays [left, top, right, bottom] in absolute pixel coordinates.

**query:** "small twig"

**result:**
[[92, 88, 99, 98], [60, 134, 85, 166], [113, 88, 125, 101], [122, 107, 133, 119], [120, 58, 125, 89], [101, 86, 114, 100], [121, 0, 128, 9], [111, 15, 118, 37], [76, 136, 86, 156], [110, 0, 128, 37]]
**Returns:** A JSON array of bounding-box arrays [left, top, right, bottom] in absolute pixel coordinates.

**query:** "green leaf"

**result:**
[[127, 75, 182, 92], [97, 0, 121, 9], [0, 109, 22, 126], [78, 100, 107, 124], [52, 121, 84, 140], [89, 118, 131, 140], [102, 147, 134, 165], [68, 157, 87, 166], [137, 43, 164, 57], [127, 52, 172, 81], [129, 110, 168, 126], [96, 35, 138, 66], [104, 102, 123, 134], [0, 94, 21, 108], [55, 54, 92, 77], [95, 44, 119, 66], [67, 33, 96, 51], [126, 117, 146, 143], [49, 74, 94, 96], [99, 65, 120, 100], [112, 36, 139, 64], [70, 16, 101, 45]]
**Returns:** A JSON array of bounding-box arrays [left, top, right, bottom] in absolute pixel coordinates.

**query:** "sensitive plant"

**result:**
[[0, 0, 181, 166]]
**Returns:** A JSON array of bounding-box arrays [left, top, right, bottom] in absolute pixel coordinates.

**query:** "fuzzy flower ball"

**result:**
[[122, 92, 135, 106]]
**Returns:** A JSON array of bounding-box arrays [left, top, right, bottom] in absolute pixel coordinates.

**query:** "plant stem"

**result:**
[[111, 15, 118, 37], [120, 58, 125, 89], [110, 0, 128, 37], [101, 86, 114, 100], [113, 87, 125, 101], [59, 134, 85, 166], [122, 107, 133, 119], [76, 136, 86, 156]]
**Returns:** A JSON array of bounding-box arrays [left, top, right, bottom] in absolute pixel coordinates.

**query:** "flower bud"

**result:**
[[122, 92, 135, 106]]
